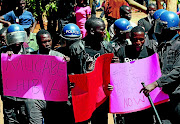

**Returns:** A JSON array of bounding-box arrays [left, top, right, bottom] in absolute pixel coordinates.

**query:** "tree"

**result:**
[[45, 0, 58, 36], [26, 0, 44, 29], [26, 0, 58, 32]]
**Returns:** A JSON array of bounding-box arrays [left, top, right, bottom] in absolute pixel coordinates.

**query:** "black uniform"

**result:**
[[156, 35, 180, 124], [69, 38, 114, 124], [115, 44, 155, 124]]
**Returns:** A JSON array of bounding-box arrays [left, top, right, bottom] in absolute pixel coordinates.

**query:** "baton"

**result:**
[[141, 82, 162, 124]]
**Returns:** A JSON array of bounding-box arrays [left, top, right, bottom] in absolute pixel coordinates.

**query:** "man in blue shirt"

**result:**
[[0, 0, 37, 33], [0, 0, 38, 53]]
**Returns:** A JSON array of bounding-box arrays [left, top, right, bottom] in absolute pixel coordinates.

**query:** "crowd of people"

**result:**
[[0, 0, 179, 124]]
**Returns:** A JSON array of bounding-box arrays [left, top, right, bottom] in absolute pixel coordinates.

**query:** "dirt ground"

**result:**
[[0, 11, 147, 124]]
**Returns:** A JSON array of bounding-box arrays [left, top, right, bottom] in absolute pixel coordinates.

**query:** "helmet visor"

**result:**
[[60, 34, 82, 40], [6, 31, 28, 45], [154, 19, 168, 34]]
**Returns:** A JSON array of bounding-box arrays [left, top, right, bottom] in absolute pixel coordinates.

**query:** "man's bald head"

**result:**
[[120, 5, 132, 20]]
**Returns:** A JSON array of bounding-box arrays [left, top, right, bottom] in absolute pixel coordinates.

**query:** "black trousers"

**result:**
[[168, 95, 180, 124], [77, 99, 109, 124], [3, 97, 28, 124], [155, 94, 180, 124], [116, 108, 155, 124], [46, 101, 75, 124]]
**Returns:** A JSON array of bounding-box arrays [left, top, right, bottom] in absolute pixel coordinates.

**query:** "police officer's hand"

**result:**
[[140, 81, 158, 97]]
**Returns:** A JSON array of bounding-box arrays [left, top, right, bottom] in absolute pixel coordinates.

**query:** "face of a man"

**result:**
[[39, 34, 52, 50], [148, 5, 156, 17], [8, 42, 22, 54], [94, 21, 106, 41], [131, 32, 145, 52], [19, 0, 26, 10], [121, 7, 132, 20]]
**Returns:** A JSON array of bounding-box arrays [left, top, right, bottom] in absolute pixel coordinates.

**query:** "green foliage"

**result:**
[[26, 0, 58, 19], [45, 1, 58, 16]]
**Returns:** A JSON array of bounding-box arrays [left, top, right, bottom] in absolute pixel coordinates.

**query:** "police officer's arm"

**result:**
[[141, 45, 180, 96], [156, 47, 180, 88], [140, 81, 158, 96]]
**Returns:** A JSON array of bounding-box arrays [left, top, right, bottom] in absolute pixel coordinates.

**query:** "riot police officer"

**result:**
[[141, 11, 180, 124], [2, 24, 28, 124]]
